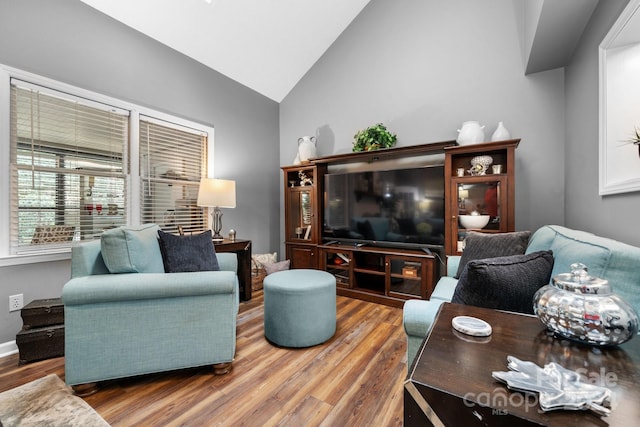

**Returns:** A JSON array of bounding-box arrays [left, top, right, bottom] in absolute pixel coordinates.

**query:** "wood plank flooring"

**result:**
[[0, 292, 407, 426]]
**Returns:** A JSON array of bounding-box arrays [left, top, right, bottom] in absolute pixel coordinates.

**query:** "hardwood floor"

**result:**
[[0, 292, 407, 426]]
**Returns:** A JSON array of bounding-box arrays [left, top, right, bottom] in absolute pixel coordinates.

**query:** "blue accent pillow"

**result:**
[[100, 224, 164, 274], [158, 230, 220, 273], [451, 250, 554, 315]]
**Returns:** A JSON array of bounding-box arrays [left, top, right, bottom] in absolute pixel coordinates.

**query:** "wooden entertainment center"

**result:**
[[282, 139, 519, 308]]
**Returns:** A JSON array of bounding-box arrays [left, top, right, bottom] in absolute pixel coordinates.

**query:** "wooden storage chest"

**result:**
[[16, 324, 65, 364], [16, 298, 65, 364], [20, 298, 64, 329]]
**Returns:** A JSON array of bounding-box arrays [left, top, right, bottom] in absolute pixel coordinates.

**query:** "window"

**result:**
[[10, 80, 128, 253], [2, 66, 213, 260], [140, 117, 208, 235]]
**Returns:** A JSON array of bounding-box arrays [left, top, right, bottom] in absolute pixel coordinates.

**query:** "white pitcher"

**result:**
[[456, 121, 485, 145], [297, 136, 317, 162]]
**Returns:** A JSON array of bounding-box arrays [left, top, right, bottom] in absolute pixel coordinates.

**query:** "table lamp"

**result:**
[[197, 178, 236, 242]]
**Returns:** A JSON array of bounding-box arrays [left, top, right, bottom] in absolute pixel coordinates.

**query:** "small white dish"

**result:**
[[452, 316, 492, 337]]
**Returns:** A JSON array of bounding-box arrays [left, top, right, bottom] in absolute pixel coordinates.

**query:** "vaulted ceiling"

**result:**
[[80, 0, 372, 102], [81, 0, 600, 103]]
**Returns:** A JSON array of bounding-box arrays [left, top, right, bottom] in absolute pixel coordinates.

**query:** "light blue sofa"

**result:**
[[403, 225, 640, 365], [62, 224, 239, 394]]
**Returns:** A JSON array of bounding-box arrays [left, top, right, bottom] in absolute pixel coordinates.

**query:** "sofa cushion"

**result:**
[[158, 230, 220, 273], [100, 224, 164, 274], [451, 250, 554, 314], [526, 226, 611, 281], [455, 230, 532, 278]]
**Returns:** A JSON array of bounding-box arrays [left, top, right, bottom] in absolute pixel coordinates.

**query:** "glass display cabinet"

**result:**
[[444, 139, 520, 255], [282, 164, 326, 269]]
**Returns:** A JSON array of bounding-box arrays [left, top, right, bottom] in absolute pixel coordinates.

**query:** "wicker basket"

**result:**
[[251, 268, 267, 291]]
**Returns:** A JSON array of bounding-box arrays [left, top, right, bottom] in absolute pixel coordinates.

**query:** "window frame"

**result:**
[[11, 80, 131, 253], [0, 65, 214, 266]]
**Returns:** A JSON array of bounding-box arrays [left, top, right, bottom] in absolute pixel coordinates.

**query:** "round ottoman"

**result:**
[[263, 269, 336, 348]]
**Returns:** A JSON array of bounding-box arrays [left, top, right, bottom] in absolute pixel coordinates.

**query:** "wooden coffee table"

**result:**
[[404, 303, 640, 426]]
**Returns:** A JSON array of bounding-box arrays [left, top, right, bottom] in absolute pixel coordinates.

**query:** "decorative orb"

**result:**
[[534, 263, 639, 346]]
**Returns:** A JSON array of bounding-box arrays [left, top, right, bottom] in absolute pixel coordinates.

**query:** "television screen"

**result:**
[[323, 165, 445, 247]]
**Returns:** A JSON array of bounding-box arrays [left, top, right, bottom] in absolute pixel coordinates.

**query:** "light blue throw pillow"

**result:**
[[526, 227, 611, 280], [100, 224, 164, 273]]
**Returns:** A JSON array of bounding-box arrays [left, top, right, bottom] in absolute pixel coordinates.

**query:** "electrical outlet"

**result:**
[[9, 294, 23, 312]]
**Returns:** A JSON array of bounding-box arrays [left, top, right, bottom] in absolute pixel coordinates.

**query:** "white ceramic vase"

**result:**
[[456, 121, 485, 145], [491, 121, 511, 141], [297, 136, 317, 162]]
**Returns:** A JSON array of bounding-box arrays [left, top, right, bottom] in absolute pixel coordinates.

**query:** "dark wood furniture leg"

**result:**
[[72, 382, 99, 397], [214, 239, 252, 301], [212, 362, 232, 375]]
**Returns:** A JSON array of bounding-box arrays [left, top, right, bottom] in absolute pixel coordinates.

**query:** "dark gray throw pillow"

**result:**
[[157, 230, 220, 273], [455, 230, 532, 278], [451, 250, 554, 314]]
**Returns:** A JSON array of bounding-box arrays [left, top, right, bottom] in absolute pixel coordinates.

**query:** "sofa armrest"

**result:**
[[429, 276, 458, 302], [446, 255, 461, 277], [403, 299, 446, 337], [403, 299, 447, 365], [216, 252, 237, 273], [63, 271, 237, 306]]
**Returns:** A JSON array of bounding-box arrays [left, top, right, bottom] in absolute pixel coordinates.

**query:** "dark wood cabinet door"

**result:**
[[287, 244, 317, 269]]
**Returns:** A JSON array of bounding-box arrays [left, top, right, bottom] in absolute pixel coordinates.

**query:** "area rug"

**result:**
[[0, 374, 109, 427]]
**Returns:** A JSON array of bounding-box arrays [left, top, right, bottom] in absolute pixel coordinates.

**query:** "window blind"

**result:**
[[139, 116, 207, 235], [10, 80, 129, 253]]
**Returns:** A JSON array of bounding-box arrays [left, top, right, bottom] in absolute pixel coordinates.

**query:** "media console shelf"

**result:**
[[320, 243, 437, 308]]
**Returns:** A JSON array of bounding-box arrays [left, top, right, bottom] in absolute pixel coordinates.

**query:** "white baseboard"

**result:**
[[0, 340, 18, 358]]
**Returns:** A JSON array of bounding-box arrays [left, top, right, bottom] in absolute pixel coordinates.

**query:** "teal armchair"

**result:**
[[62, 225, 239, 395]]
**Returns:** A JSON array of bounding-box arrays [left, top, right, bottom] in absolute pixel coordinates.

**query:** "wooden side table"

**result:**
[[214, 239, 252, 301], [405, 303, 640, 426]]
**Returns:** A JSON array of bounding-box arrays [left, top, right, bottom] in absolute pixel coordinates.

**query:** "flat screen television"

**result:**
[[323, 165, 445, 249]]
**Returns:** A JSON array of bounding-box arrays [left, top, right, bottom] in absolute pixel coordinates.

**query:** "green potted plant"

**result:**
[[352, 123, 397, 152]]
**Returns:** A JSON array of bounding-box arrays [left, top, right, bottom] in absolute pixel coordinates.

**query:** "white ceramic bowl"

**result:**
[[459, 214, 490, 230]]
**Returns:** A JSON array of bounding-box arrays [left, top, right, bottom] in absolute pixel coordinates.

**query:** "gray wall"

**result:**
[[565, 0, 640, 247], [280, 0, 566, 254], [0, 0, 280, 345]]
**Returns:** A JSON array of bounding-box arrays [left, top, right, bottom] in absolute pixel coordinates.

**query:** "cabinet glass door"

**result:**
[[453, 178, 507, 253], [457, 181, 501, 231], [300, 192, 312, 228], [287, 188, 313, 241], [388, 257, 424, 298]]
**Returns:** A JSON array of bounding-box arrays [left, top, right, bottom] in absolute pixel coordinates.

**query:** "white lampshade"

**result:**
[[197, 178, 236, 208]]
